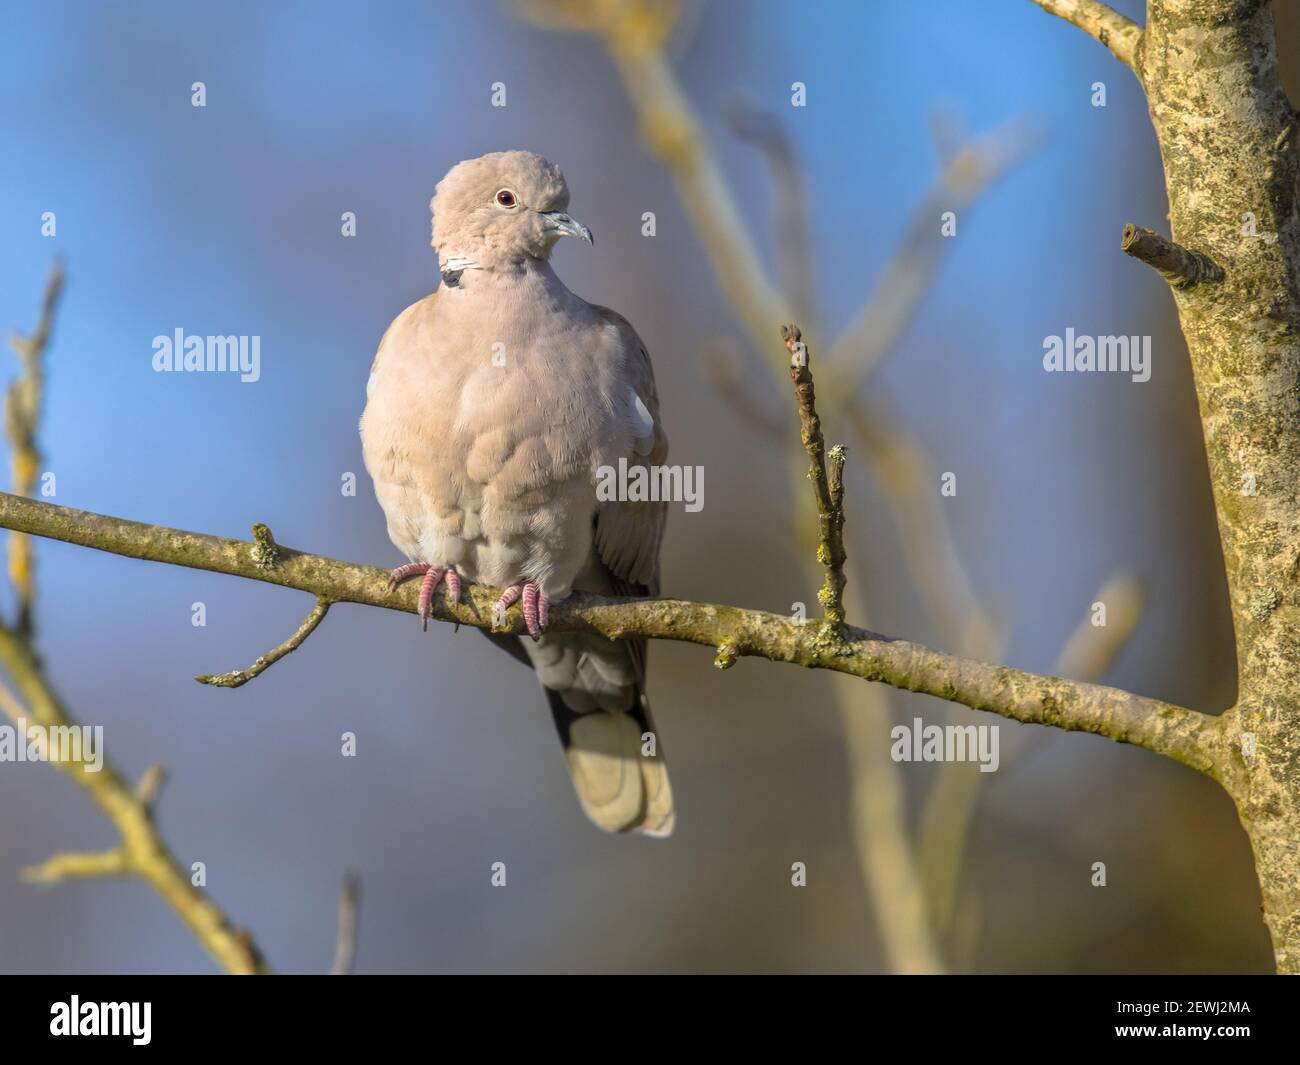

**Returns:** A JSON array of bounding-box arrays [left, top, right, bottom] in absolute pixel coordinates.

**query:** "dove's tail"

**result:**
[[542, 681, 675, 837], [484, 628, 675, 836]]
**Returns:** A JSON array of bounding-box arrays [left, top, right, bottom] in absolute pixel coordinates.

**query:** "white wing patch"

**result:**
[[628, 388, 655, 456]]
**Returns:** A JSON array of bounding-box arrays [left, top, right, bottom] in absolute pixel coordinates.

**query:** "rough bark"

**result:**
[[1134, 0, 1300, 975], [1035, 0, 1300, 979], [1101, 0, 1300, 972], [0, 491, 1223, 775]]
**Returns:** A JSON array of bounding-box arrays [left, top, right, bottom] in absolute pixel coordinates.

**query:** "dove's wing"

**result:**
[[591, 305, 669, 599]]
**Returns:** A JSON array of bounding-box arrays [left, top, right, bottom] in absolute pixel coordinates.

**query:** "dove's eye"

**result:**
[[495, 189, 517, 208]]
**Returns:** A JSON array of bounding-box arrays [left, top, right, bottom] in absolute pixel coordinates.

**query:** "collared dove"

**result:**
[[360, 151, 674, 836]]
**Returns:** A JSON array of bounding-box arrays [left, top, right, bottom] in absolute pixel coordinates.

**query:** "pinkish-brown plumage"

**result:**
[[360, 151, 674, 835]]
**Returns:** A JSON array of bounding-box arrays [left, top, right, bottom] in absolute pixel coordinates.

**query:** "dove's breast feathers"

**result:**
[[360, 264, 659, 600]]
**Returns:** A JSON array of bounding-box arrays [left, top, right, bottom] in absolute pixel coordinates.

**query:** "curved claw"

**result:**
[[497, 580, 549, 641], [417, 568, 445, 630], [387, 563, 463, 630]]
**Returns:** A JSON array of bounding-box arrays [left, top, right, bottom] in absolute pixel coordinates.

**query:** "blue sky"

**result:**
[[0, 0, 1257, 974]]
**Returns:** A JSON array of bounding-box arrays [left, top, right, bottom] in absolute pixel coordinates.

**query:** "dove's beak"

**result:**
[[541, 211, 594, 246]]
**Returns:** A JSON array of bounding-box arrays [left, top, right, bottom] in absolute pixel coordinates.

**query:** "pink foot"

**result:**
[[387, 563, 463, 630], [387, 562, 429, 591], [496, 580, 548, 641]]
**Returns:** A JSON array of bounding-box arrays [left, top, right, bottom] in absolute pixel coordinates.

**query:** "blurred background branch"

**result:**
[[917, 572, 1144, 949], [0, 487, 1204, 757], [0, 274, 1202, 975], [330, 872, 362, 976], [517, 0, 1145, 973], [3, 0, 1278, 975], [5, 260, 60, 640], [0, 265, 271, 975]]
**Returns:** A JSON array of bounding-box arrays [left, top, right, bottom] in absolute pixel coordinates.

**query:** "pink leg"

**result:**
[[387, 563, 463, 630], [497, 579, 549, 640]]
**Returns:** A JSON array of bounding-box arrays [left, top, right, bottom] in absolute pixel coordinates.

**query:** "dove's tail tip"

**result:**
[[629, 755, 676, 838], [576, 753, 675, 838], [548, 689, 676, 838]]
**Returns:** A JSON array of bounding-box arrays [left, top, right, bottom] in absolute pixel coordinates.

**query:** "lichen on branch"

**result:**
[[0, 489, 1223, 777]]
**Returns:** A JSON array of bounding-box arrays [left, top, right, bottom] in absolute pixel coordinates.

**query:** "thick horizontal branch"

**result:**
[[0, 492, 1224, 775], [1029, 0, 1142, 71], [1121, 223, 1226, 289]]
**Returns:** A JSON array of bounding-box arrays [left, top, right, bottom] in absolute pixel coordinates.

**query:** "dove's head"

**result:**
[[430, 150, 592, 269]]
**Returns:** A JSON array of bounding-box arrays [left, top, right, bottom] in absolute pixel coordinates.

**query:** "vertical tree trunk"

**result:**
[[1140, 0, 1300, 971]]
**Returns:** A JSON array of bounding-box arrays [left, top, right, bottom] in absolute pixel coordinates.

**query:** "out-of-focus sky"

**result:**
[[0, 0, 1283, 972]]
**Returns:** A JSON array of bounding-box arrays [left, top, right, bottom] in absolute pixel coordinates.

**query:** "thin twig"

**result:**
[[6, 261, 62, 638], [0, 626, 269, 972], [1029, 0, 1143, 71], [22, 848, 130, 883], [783, 325, 848, 627], [196, 595, 331, 688], [0, 267, 269, 974], [330, 872, 362, 975], [135, 762, 168, 810], [1121, 223, 1225, 289]]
